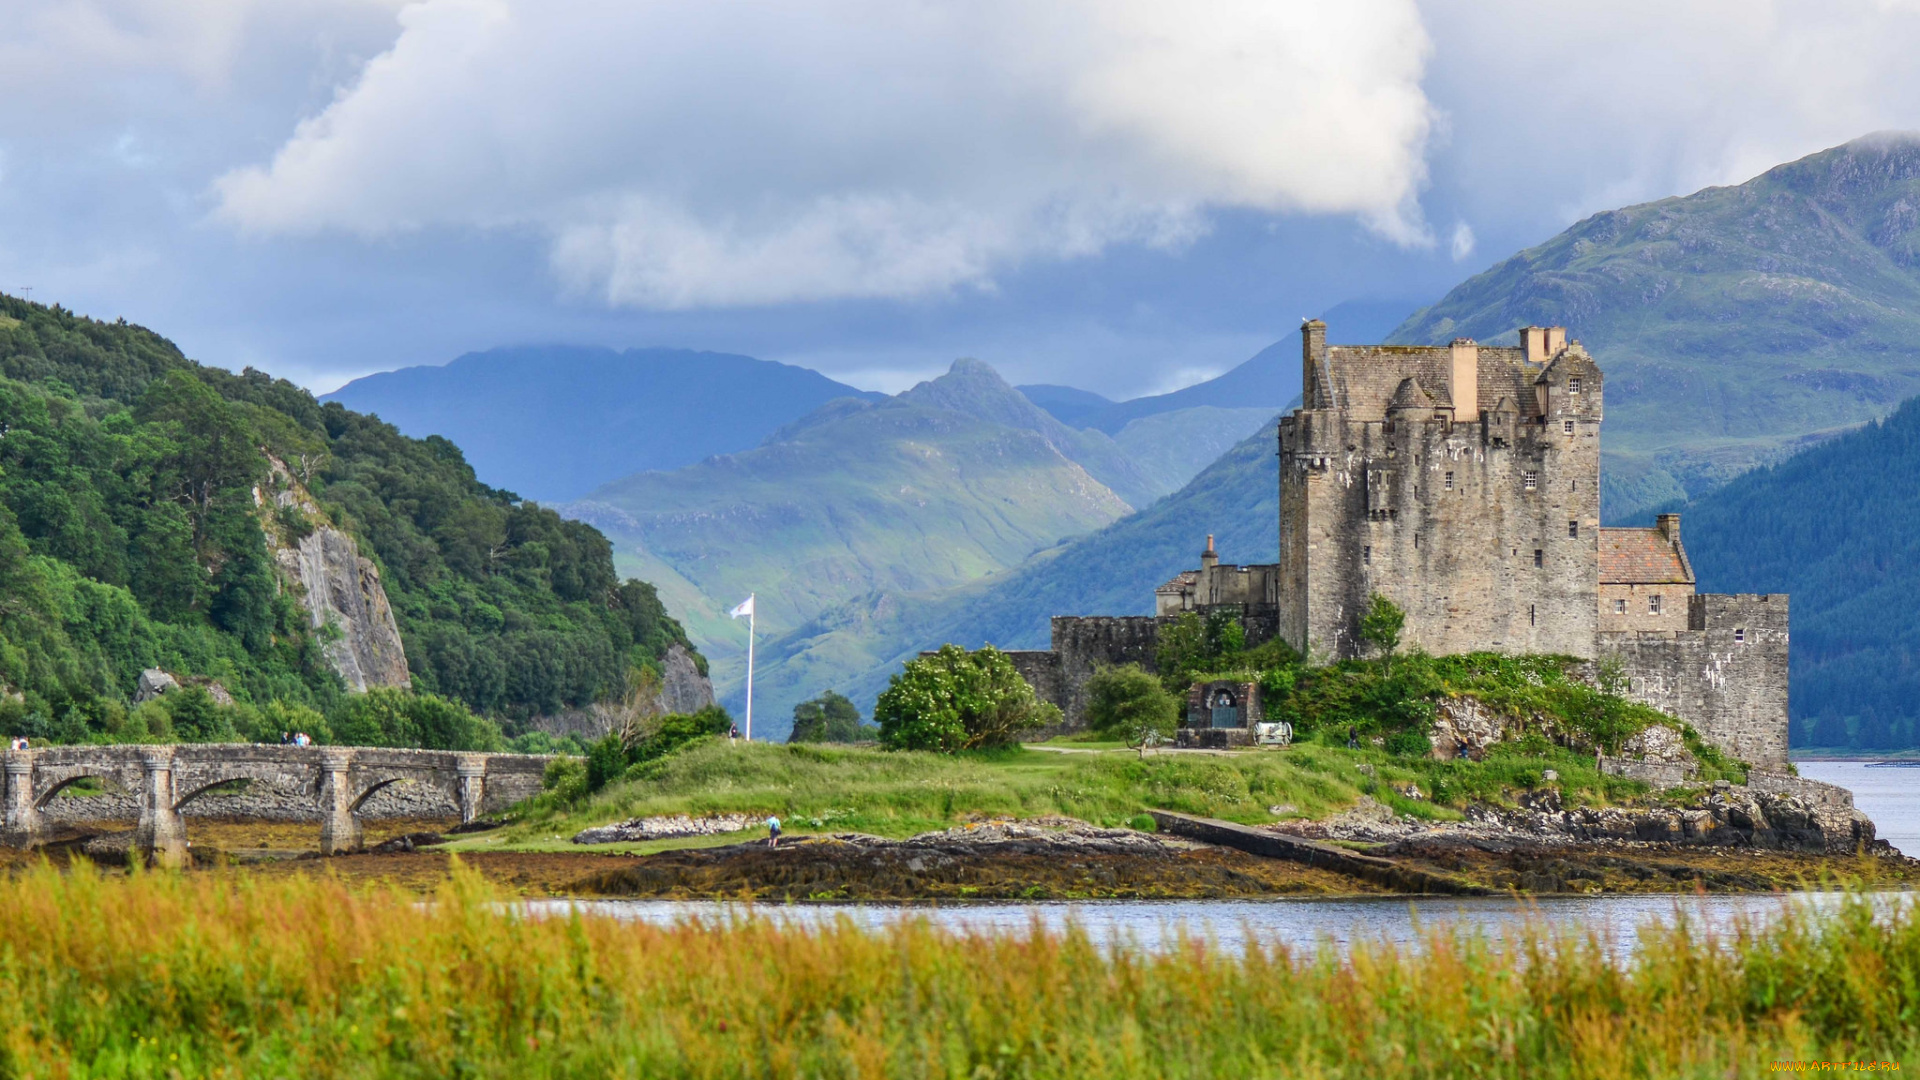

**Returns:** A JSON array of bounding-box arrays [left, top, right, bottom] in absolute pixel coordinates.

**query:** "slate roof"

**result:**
[[1599, 528, 1693, 585], [1156, 570, 1199, 594]]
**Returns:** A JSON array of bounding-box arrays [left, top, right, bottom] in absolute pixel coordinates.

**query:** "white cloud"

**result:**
[[1448, 221, 1475, 261], [1421, 0, 1920, 236], [215, 0, 1438, 309]]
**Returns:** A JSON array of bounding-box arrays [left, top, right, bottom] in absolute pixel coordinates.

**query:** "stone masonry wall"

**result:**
[[1597, 593, 1790, 770], [1050, 616, 1162, 730], [1278, 369, 1602, 660]]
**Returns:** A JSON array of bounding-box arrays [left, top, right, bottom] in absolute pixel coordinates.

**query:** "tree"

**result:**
[[329, 688, 502, 751], [874, 644, 1060, 753], [1084, 664, 1179, 757], [1359, 593, 1406, 674], [1154, 609, 1246, 694], [789, 690, 871, 743]]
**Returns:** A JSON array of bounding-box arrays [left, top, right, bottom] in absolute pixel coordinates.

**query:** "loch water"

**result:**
[[523, 892, 1908, 958], [524, 761, 1916, 953], [1797, 760, 1920, 857]]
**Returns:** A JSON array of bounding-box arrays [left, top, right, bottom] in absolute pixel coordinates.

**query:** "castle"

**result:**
[[1012, 322, 1789, 770]]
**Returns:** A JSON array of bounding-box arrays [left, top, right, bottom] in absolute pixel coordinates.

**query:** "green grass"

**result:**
[[497, 734, 1658, 849], [6, 861, 1919, 1076]]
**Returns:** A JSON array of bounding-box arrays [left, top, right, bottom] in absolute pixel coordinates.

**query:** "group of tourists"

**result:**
[[6, 736, 27, 751], [279, 731, 314, 747]]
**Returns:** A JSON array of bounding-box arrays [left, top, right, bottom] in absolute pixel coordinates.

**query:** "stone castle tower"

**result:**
[[1012, 322, 1789, 770]]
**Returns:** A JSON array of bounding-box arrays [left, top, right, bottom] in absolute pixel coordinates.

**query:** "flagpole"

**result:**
[[745, 595, 755, 742]]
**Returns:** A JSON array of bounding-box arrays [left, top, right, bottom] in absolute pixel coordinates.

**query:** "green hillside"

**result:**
[[747, 416, 1282, 735], [1680, 392, 1920, 752], [570, 362, 1136, 725], [0, 296, 697, 743], [1390, 132, 1920, 520]]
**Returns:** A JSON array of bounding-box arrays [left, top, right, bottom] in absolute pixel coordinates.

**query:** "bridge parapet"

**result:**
[[0, 744, 558, 864]]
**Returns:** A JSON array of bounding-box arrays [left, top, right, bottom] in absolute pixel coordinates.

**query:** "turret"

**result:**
[[1200, 534, 1218, 572]]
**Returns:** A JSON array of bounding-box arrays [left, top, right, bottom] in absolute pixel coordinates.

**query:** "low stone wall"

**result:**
[[1597, 755, 1696, 787], [1748, 770, 1865, 846]]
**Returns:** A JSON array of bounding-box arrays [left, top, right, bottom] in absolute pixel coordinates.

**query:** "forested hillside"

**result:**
[[0, 296, 697, 744], [1682, 393, 1920, 751]]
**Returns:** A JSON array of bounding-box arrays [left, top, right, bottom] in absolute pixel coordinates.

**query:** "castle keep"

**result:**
[[1012, 322, 1790, 769]]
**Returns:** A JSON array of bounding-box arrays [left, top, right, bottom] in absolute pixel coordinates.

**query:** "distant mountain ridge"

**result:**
[[566, 359, 1142, 725], [325, 345, 882, 502], [1390, 132, 1920, 520], [745, 415, 1283, 735]]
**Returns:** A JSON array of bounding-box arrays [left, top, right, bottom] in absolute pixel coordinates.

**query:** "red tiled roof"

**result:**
[[1599, 528, 1692, 585]]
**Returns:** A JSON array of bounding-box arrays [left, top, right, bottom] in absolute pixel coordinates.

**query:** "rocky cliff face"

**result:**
[[257, 458, 412, 692], [656, 644, 715, 715], [524, 644, 717, 739]]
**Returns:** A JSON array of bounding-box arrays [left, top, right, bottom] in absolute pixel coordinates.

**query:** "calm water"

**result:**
[[522, 892, 1906, 958], [518, 761, 1916, 954], [1797, 760, 1920, 856]]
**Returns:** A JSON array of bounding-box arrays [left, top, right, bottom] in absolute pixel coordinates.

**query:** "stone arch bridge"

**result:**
[[2, 745, 552, 865]]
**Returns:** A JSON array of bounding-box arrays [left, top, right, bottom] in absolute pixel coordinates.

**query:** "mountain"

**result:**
[[1681, 392, 1920, 752], [745, 415, 1282, 737], [0, 297, 701, 743], [1015, 384, 1114, 429], [324, 345, 882, 502], [1390, 133, 1920, 521], [566, 360, 1139, 724], [897, 359, 1162, 507]]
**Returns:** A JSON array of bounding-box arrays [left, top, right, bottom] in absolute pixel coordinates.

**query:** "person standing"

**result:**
[[765, 814, 781, 848]]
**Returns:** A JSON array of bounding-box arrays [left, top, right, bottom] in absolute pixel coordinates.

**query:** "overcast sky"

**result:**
[[6, 0, 1920, 398]]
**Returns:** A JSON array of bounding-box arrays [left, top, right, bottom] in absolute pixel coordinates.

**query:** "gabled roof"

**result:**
[[1155, 570, 1199, 594], [1599, 527, 1693, 585]]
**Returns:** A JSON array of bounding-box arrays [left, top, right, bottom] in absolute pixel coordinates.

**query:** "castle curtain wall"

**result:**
[[1597, 594, 1790, 770]]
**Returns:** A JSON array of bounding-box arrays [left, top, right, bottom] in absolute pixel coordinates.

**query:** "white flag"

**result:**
[[729, 595, 754, 619]]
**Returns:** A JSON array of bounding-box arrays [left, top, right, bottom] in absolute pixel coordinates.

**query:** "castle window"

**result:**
[[1570, 377, 1582, 394], [1444, 471, 1454, 490], [1529, 604, 1536, 626], [1649, 595, 1663, 614], [1735, 628, 1746, 643], [1564, 420, 1575, 434], [1524, 471, 1538, 490], [1568, 520, 1579, 538], [1613, 598, 1627, 615], [1413, 533, 1420, 549], [1363, 546, 1371, 565], [1533, 549, 1543, 567]]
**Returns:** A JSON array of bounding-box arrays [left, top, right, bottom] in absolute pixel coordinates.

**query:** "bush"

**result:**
[[788, 691, 874, 743], [582, 706, 733, 793], [1384, 727, 1431, 757], [1084, 664, 1179, 752], [541, 756, 588, 803], [328, 688, 502, 751], [875, 644, 1060, 753]]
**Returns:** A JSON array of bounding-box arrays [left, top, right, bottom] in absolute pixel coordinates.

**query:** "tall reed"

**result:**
[[0, 861, 1911, 1077]]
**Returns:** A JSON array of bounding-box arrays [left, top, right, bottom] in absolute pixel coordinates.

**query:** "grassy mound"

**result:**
[[489, 731, 1667, 852]]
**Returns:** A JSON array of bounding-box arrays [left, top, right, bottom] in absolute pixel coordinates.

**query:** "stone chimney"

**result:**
[[1301, 319, 1327, 409], [1200, 534, 1218, 571], [1657, 513, 1680, 544], [1546, 326, 1567, 354], [1449, 338, 1478, 419], [1521, 326, 1549, 364]]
